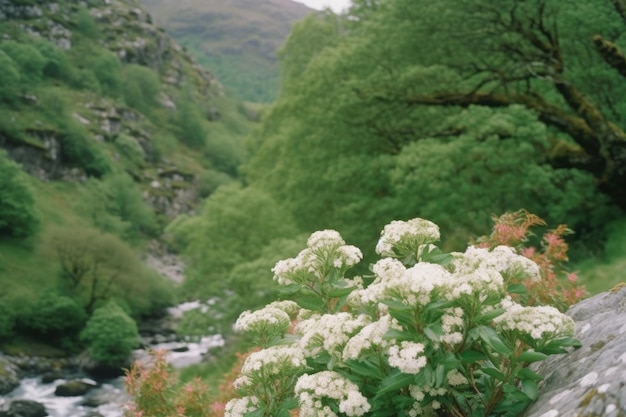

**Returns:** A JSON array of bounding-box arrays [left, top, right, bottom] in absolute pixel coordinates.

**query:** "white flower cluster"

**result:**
[[267, 300, 301, 317], [272, 230, 362, 285], [493, 304, 575, 341], [296, 312, 370, 358], [456, 246, 541, 282], [224, 396, 260, 417], [234, 306, 291, 335], [406, 385, 448, 417], [343, 314, 401, 360], [440, 307, 464, 346], [375, 218, 440, 256], [234, 345, 306, 389], [307, 229, 345, 249], [446, 267, 505, 302], [388, 341, 427, 374], [295, 371, 371, 417]]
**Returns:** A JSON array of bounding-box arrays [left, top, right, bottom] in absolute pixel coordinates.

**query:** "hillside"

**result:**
[[139, 0, 313, 102], [0, 0, 256, 355]]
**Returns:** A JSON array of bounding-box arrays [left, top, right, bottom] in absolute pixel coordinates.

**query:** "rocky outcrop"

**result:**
[[0, 400, 47, 417], [0, 356, 20, 395], [522, 285, 626, 417], [54, 379, 97, 397]]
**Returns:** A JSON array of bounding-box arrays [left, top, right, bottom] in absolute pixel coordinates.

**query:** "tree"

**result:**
[[0, 150, 40, 239], [239, 1, 622, 255], [351, 0, 626, 211], [80, 300, 139, 367]]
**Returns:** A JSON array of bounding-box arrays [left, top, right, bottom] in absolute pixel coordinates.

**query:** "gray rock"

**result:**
[[522, 286, 626, 417], [0, 400, 47, 417], [54, 379, 97, 397], [0, 357, 20, 395]]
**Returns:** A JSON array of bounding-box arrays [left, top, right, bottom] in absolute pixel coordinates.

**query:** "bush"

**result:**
[[0, 40, 46, 86], [0, 150, 40, 239], [0, 51, 21, 102], [122, 65, 161, 115], [0, 300, 15, 340], [23, 291, 87, 345], [80, 301, 139, 367]]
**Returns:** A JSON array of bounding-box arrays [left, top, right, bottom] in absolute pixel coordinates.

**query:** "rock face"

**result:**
[[0, 400, 47, 417], [522, 286, 626, 417]]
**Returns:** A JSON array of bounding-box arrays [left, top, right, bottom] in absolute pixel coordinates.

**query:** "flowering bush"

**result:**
[[473, 209, 586, 311], [226, 218, 580, 417]]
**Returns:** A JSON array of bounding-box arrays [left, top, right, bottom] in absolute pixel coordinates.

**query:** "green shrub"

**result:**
[[0, 300, 15, 340], [24, 291, 87, 342], [80, 300, 140, 367], [0, 40, 46, 86], [0, 150, 40, 239], [59, 122, 111, 177], [122, 65, 161, 115], [0, 51, 21, 102]]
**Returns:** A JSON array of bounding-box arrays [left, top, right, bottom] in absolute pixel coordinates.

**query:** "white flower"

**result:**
[[267, 300, 301, 317], [493, 305, 575, 341], [456, 246, 541, 282], [234, 306, 291, 335], [343, 314, 401, 360], [376, 218, 440, 256], [446, 369, 469, 386], [297, 312, 370, 359], [224, 396, 260, 417], [236, 345, 306, 388], [307, 230, 345, 249], [387, 341, 427, 374], [296, 371, 371, 417]]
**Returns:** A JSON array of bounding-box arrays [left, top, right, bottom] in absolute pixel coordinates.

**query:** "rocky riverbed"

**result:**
[[0, 302, 224, 417]]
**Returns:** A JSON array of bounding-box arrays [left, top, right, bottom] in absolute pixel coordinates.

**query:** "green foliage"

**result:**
[[0, 51, 21, 102], [122, 64, 162, 115], [87, 173, 158, 240], [0, 40, 46, 86], [74, 7, 101, 39], [43, 226, 172, 316], [0, 300, 16, 341], [80, 300, 139, 367], [0, 150, 40, 239], [23, 291, 87, 347], [176, 91, 208, 148]]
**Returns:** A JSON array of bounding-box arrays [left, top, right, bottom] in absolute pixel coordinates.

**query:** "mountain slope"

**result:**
[[0, 0, 256, 353], [139, 0, 313, 102]]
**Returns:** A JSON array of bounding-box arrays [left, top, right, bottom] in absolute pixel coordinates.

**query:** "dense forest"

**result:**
[[169, 0, 626, 333], [1, 0, 626, 414]]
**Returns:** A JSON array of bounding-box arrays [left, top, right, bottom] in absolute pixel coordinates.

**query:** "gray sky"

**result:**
[[293, 0, 352, 13]]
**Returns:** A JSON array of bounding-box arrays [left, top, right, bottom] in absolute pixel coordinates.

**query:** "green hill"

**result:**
[[0, 0, 256, 356], [139, 0, 313, 102]]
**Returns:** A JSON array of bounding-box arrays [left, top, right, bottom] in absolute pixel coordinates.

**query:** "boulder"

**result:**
[[0, 400, 47, 417], [522, 285, 626, 417], [0, 356, 20, 395], [54, 379, 97, 397]]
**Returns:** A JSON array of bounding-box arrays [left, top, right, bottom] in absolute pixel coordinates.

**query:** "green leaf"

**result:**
[[244, 408, 265, 417], [383, 328, 415, 341], [507, 283, 529, 295], [477, 325, 513, 355], [278, 284, 302, 295], [327, 286, 355, 297], [477, 308, 505, 323], [435, 364, 445, 387], [295, 295, 325, 311], [481, 366, 506, 381], [539, 337, 582, 354], [424, 324, 443, 341], [460, 350, 487, 363], [375, 372, 415, 398], [516, 367, 543, 382], [516, 350, 548, 363], [521, 379, 538, 400], [346, 359, 384, 380]]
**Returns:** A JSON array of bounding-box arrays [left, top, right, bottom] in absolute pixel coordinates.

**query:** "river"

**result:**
[[0, 302, 225, 417]]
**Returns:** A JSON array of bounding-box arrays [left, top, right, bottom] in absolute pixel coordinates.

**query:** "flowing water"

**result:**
[[1, 302, 225, 417]]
